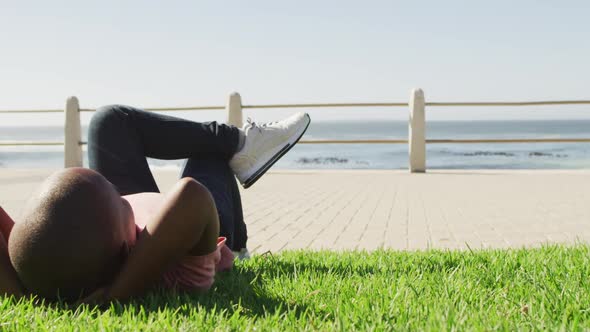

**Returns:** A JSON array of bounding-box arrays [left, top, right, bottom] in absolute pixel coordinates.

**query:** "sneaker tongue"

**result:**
[[243, 122, 260, 136], [243, 121, 255, 131]]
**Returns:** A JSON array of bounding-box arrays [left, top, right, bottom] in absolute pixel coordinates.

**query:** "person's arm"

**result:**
[[91, 178, 219, 302], [0, 207, 23, 297]]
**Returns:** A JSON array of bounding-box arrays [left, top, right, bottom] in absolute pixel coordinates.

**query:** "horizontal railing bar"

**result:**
[[426, 100, 590, 107], [288, 138, 590, 144], [78, 140, 410, 145], [243, 103, 407, 109], [79, 106, 226, 112], [300, 139, 408, 144], [75, 100, 590, 111], [141, 106, 226, 111], [0, 107, 226, 114], [427, 138, 590, 143], [0, 109, 63, 114], [2, 100, 589, 114], [0, 141, 64, 146], [6, 138, 590, 147]]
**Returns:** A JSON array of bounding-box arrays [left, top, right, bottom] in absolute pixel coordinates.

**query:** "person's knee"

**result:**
[[177, 177, 211, 201], [177, 178, 219, 229], [89, 105, 128, 134], [177, 178, 220, 255]]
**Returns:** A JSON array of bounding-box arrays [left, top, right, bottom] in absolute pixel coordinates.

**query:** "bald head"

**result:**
[[9, 168, 130, 300]]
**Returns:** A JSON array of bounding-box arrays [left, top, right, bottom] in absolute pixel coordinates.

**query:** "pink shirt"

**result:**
[[126, 193, 234, 292]]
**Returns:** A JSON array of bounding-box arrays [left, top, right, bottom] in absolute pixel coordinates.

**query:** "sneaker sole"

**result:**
[[242, 114, 311, 188]]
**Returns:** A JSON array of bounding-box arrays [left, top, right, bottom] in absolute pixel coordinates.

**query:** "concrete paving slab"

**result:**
[[1, 169, 590, 253]]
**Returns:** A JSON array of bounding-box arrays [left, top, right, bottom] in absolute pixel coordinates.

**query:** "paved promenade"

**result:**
[[1, 169, 590, 253]]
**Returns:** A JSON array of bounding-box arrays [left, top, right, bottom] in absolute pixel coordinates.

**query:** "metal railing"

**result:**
[[1, 89, 589, 171]]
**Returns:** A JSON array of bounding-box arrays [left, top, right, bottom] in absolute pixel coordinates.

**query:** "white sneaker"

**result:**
[[230, 112, 311, 188], [232, 248, 251, 260]]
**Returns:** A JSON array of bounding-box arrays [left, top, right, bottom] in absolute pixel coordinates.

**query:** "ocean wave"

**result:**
[[297, 157, 349, 165], [460, 151, 516, 157], [528, 152, 568, 158], [439, 150, 569, 158]]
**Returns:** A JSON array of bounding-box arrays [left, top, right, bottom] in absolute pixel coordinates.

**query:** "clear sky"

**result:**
[[1, 0, 589, 125]]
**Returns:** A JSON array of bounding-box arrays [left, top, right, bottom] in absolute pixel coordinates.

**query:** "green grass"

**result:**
[[1, 245, 590, 331]]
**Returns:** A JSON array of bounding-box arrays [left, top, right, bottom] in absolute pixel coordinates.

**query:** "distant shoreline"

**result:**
[[2, 119, 590, 170]]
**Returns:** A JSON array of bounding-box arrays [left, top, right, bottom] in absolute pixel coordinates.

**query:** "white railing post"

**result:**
[[409, 88, 426, 172], [64, 96, 83, 168], [226, 92, 243, 128]]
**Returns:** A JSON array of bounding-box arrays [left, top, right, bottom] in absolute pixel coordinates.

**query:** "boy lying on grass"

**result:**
[[0, 105, 311, 302]]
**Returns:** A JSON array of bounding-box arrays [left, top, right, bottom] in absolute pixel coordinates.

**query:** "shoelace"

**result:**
[[246, 118, 279, 134]]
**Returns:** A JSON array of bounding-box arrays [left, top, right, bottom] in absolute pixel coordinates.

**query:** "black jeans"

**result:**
[[87, 105, 247, 250]]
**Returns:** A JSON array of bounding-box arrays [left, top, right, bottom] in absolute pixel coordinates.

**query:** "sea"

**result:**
[[1, 119, 590, 170]]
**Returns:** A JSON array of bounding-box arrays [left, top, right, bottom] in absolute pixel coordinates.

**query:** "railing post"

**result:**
[[64, 96, 83, 168], [409, 88, 426, 173], [226, 92, 243, 128]]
